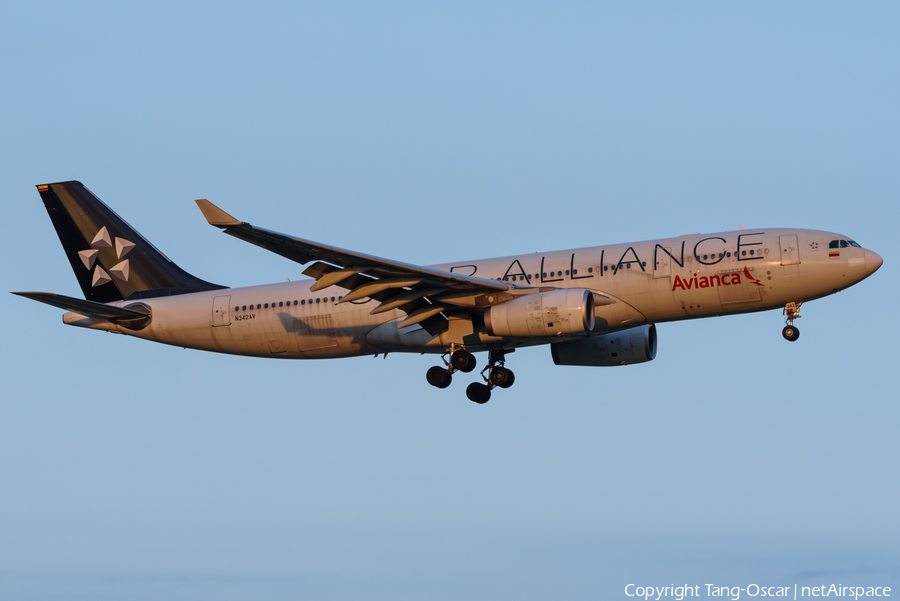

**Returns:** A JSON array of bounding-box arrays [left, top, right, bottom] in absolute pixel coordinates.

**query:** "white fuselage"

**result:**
[[67, 228, 880, 359]]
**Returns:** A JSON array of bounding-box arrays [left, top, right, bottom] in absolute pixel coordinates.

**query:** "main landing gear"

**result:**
[[425, 344, 476, 390], [782, 301, 801, 342], [426, 346, 516, 404]]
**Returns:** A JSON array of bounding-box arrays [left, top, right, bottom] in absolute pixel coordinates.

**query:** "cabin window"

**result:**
[[588, 267, 593, 273], [264, 303, 269, 308], [316, 298, 320, 304], [573, 269, 578, 275], [301, 299, 305, 305], [279, 302, 283, 307], [604, 266, 609, 271], [642, 262, 647, 267], [331, 297, 335, 302], [242, 305, 247, 311], [565, 270, 570, 275], [749, 250, 754, 255], [293, 300, 298, 306], [234, 306, 239, 311]]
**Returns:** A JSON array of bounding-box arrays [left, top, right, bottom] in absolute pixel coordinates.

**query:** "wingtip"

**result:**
[[195, 198, 242, 227]]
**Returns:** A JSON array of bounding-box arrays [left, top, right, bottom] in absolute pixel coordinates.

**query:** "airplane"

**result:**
[[15, 181, 883, 404]]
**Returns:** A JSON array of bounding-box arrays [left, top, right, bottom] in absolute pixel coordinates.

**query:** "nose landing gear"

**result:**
[[782, 302, 801, 342]]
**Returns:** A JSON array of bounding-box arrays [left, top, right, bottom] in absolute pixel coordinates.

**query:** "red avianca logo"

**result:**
[[672, 266, 764, 291]]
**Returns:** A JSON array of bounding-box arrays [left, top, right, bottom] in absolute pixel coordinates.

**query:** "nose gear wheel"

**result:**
[[782, 302, 802, 342]]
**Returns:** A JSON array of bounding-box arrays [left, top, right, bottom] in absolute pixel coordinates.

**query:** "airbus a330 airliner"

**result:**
[[16, 181, 883, 403]]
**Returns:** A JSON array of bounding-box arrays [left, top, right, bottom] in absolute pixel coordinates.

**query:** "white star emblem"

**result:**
[[84, 228, 133, 286]]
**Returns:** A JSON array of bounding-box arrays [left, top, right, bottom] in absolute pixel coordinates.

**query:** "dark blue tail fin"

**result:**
[[37, 181, 225, 302]]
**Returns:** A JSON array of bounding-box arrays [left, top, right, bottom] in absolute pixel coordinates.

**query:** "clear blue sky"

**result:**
[[1, 2, 897, 599]]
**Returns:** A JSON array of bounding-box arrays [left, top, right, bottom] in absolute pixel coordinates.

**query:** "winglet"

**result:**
[[195, 198, 242, 227]]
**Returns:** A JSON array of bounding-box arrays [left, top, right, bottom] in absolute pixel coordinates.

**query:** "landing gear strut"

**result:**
[[782, 302, 801, 342]]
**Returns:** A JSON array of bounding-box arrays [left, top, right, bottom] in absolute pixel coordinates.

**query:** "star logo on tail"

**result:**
[[81, 226, 135, 287]]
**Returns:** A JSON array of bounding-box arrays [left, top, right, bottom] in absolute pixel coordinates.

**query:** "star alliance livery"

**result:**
[[16, 181, 883, 403]]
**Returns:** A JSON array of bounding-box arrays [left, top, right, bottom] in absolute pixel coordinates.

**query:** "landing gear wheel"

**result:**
[[782, 325, 800, 342], [489, 366, 515, 389], [450, 349, 477, 373], [426, 365, 452, 388], [466, 382, 492, 404]]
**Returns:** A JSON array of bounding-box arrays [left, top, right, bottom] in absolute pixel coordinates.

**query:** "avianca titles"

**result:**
[[15, 181, 883, 404]]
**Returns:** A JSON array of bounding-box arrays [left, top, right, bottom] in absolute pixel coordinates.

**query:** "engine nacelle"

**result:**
[[484, 289, 595, 338], [551, 324, 657, 367]]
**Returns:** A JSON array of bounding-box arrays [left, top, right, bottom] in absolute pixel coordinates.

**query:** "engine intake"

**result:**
[[551, 324, 657, 367], [484, 289, 595, 338]]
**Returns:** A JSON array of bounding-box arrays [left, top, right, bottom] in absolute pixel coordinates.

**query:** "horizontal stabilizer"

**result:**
[[13, 291, 151, 325]]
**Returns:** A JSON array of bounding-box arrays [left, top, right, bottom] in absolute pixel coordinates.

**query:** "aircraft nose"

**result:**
[[865, 249, 883, 275]]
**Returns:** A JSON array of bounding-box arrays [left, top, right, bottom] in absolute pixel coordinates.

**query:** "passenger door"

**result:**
[[212, 295, 231, 327], [779, 235, 800, 265]]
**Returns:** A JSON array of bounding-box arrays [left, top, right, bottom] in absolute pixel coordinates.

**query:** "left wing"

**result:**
[[195, 199, 529, 335]]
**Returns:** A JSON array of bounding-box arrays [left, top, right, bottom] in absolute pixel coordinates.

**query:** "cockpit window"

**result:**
[[829, 240, 839, 249], [840, 240, 849, 248], [849, 240, 861, 248]]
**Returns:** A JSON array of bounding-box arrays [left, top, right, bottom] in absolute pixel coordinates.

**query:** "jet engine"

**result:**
[[484, 289, 595, 338], [550, 324, 657, 367]]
